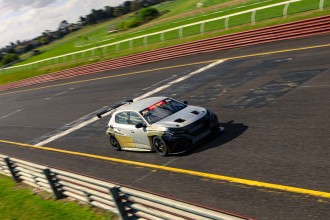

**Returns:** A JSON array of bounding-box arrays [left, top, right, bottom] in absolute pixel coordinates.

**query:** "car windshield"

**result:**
[[140, 98, 187, 124]]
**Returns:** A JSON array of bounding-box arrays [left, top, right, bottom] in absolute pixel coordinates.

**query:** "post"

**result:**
[[319, 0, 324, 10], [283, 2, 290, 18], [109, 187, 129, 220], [179, 27, 183, 38], [225, 16, 230, 30], [251, 10, 256, 25], [200, 22, 205, 34], [43, 168, 63, 199], [3, 157, 20, 183], [83, 190, 92, 205], [160, 32, 165, 42], [144, 36, 148, 45], [129, 40, 133, 49]]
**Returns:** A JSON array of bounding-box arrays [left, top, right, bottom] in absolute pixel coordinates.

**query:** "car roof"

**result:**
[[116, 96, 168, 112]]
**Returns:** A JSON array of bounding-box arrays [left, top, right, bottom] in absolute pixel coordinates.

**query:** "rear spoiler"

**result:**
[[96, 99, 133, 118]]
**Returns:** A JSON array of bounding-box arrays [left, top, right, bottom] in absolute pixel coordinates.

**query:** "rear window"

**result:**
[[140, 98, 186, 124]]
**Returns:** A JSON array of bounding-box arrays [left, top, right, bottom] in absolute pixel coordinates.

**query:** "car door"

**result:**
[[113, 111, 135, 148], [128, 111, 151, 149]]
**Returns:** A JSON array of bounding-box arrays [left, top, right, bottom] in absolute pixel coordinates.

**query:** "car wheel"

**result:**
[[109, 135, 121, 151], [153, 136, 168, 157]]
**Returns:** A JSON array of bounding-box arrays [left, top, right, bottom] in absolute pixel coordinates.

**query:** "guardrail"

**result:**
[[0, 153, 251, 220], [1, 0, 328, 73]]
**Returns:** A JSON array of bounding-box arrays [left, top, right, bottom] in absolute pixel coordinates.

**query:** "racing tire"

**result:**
[[109, 135, 121, 151], [153, 136, 168, 157]]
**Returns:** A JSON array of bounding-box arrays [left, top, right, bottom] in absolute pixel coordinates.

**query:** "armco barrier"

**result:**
[[1, 15, 330, 92], [0, 153, 252, 220]]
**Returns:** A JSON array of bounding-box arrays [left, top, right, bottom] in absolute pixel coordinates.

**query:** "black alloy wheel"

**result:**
[[109, 135, 121, 151], [153, 136, 168, 156]]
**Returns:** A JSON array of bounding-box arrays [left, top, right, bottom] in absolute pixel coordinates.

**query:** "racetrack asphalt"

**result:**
[[1, 33, 330, 219]]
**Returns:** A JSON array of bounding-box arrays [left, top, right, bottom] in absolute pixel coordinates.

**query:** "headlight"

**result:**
[[207, 110, 216, 119], [165, 128, 185, 136]]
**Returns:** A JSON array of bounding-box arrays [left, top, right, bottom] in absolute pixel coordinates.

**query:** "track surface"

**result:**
[[1, 34, 330, 219]]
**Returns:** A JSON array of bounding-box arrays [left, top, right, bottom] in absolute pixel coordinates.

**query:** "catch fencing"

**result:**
[[0, 153, 251, 220], [2, 0, 329, 74]]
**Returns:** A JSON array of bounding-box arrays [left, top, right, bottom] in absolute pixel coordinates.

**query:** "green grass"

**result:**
[[0, 175, 116, 220], [1, 0, 329, 85]]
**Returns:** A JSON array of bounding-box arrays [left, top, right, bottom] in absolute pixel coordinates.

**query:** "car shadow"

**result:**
[[178, 120, 248, 156]]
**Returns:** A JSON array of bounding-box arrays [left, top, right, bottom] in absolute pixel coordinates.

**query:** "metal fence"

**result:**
[[2, 0, 329, 75], [0, 153, 250, 220]]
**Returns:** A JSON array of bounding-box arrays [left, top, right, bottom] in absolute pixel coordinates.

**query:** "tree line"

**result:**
[[0, 0, 172, 67]]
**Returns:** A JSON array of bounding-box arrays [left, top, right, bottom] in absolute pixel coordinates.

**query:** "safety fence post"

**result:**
[[179, 27, 183, 38], [319, 0, 324, 10], [144, 36, 148, 45], [283, 2, 290, 18], [3, 157, 20, 183], [103, 46, 107, 56], [160, 32, 165, 42], [43, 168, 63, 199], [225, 16, 230, 30], [109, 187, 129, 220], [116, 43, 120, 52], [251, 10, 256, 25], [200, 22, 205, 34]]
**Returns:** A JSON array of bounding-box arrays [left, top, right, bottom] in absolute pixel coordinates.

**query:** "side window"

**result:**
[[115, 112, 129, 124], [129, 112, 145, 125]]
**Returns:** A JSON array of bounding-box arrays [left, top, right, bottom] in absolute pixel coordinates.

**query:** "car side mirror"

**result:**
[[183, 100, 188, 105], [135, 123, 146, 129]]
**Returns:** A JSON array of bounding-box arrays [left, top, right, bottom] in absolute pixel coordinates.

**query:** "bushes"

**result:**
[[1, 53, 20, 66], [119, 7, 160, 29]]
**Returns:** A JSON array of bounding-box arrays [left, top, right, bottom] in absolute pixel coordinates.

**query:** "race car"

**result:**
[[97, 97, 224, 156]]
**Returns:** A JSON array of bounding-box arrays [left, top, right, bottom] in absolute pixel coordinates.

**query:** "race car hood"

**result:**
[[153, 106, 207, 128]]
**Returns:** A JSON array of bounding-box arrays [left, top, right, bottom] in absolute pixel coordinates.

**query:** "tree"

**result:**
[[131, 0, 142, 12], [104, 6, 114, 18], [79, 16, 86, 23], [86, 14, 96, 24], [123, 1, 132, 14], [113, 6, 124, 17], [58, 20, 69, 34]]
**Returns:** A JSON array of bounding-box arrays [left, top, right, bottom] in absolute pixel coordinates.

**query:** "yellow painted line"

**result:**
[[0, 60, 214, 96], [226, 43, 330, 61], [1, 139, 330, 199], [1, 43, 330, 97]]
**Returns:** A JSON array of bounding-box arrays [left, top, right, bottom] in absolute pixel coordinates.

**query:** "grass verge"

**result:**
[[0, 174, 116, 220]]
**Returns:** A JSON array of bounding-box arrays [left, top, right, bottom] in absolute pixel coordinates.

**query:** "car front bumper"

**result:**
[[162, 111, 223, 154]]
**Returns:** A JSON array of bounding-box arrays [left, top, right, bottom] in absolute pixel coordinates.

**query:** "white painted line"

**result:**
[[0, 96, 20, 105], [135, 59, 225, 101], [45, 88, 74, 100], [0, 110, 21, 120], [141, 75, 178, 91], [34, 116, 99, 146], [33, 60, 225, 146]]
